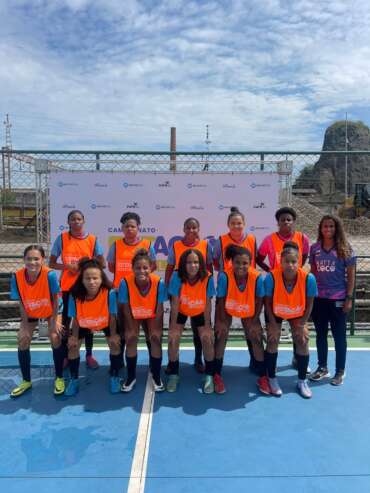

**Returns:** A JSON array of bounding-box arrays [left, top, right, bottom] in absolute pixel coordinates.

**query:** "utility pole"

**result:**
[[345, 112, 348, 199], [3, 114, 12, 189], [203, 124, 211, 171], [170, 127, 176, 171]]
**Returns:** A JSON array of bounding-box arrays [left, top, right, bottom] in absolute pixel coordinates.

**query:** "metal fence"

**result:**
[[1, 149, 370, 330]]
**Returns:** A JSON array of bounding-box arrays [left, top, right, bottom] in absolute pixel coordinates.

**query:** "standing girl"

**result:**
[[118, 249, 167, 392], [309, 215, 355, 386], [264, 242, 317, 398], [214, 245, 267, 394], [66, 258, 121, 396], [213, 206, 257, 370], [10, 245, 65, 397], [167, 249, 216, 393], [165, 217, 213, 373], [49, 210, 105, 369]]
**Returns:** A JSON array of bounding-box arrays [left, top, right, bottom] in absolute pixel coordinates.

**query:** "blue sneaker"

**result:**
[[110, 376, 121, 394], [65, 378, 79, 396]]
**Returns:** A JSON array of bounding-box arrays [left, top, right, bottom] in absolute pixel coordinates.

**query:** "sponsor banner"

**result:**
[[49, 172, 279, 327]]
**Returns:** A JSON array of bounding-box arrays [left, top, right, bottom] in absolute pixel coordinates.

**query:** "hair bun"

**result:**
[[230, 206, 240, 213]]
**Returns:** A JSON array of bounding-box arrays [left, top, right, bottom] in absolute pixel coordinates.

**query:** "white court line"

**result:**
[[127, 373, 155, 493]]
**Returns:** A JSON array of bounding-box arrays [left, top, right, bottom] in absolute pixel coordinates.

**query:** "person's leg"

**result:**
[[265, 319, 282, 396], [11, 320, 36, 397], [122, 320, 140, 391], [328, 301, 347, 385], [65, 332, 83, 396], [191, 317, 204, 372], [290, 319, 311, 398], [141, 320, 152, 354], [85, 331, 99, 369], [61, 291, 71, 364], [106, 328, 121, 393], [166, 319, 184, 392], [243, 318, 269, 391], [48, 316, 65, 395], [147, 316, 164, 390], [310, 298, 330, 380], [196, 315, 215, 394]]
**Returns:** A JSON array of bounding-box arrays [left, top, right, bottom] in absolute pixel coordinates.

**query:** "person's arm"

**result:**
[[49, 255, 79, 274], [204, 297, 212, 327], [96, 255, 106, 269], [256, 253, 270, 272], [107, 244, 115, 274], [251, 297, 263, 324], [165, 264, 175, 286], [343, 264, 355, 314], [169, 295, 180, 329], [68, 318, 79, 350], [297, 296, 315, 327], [50, 293, 63, 335], [18, 300, 28, 325]]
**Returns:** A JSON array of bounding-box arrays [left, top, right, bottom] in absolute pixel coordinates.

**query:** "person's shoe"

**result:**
[[257, 375, 271, 395], [86, 355, 99, 369], [269, 377, 283, 397], [330, 371, 345, 386], [166, 374, 180, 392], [109, 376, 121, 394], [203, 374, 214, 394], [65, 378, 79, 396], [297, 379, 312, 399], [121, 378, 136, 392], [309, 366, 330, 381], [152, 377, 165, 392], [10, 380, 32, 398], [54, 377, 65, 395], [194, 360, 205, 373], [213, 373, 226, 394]]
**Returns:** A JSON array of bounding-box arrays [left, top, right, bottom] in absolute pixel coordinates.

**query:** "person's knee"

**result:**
[[49, 331, 61, 348], [125, 331, 138, 348], [149, 331, 161, 347], [200, 329, 213, 347], [168, 331, 181, 347], [18, 331, 32, 350]]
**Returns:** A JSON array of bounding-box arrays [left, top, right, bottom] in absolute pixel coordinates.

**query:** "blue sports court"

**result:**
[[1, 348, 369, 493]]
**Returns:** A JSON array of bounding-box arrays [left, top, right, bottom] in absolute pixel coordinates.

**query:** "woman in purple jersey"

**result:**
[[309, 215, 356, 386]]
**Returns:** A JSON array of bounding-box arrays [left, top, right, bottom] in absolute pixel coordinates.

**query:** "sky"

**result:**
[[2, 0, 370, 151]]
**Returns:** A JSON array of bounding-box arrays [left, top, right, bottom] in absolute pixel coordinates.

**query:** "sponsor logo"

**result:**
[[155, 205, 175, 210], [94, 183, 108, 188], [57, 181, 78, 188], [123, 182, 143, 188], [62, 204, 76, 209], [274, 304, 303, 316], [222, 184, 236, 189], [190, 205, 205, 210], [126, 202, 139, 209], [249, 225, 270, 232], [91, 203, 111, 210], [78, 316, 109, 329], [59, 225, 67, 231], [187, 183, 207, 189], [225, 300, 250, 313], [250, 182, 271, 189], [25, 298, 50, 311], [108, 226, 157, 233], [218, 204, 232, 210], [253, 202, 266, 209], [158, 181, 171, 187]]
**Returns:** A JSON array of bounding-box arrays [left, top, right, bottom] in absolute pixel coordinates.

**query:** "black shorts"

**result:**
[[176, 312, 205, 328], [78, 327, 110, 339], [27, 317, 38, 323]]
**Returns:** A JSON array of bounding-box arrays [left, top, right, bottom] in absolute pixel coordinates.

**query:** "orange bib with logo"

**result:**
[[113, 238, 151, 288], [15, 266, 53, 319]]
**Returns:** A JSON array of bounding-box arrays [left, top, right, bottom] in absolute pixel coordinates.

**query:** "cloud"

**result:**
[[1, 0, 370, 151]]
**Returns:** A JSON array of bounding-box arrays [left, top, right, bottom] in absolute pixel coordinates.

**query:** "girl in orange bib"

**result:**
[[264, 242, 317, 399], [214, 245, 266, 394], [66, 258, 121, 396], [118, 249, 167, 392], [165, 217, 213, 374], [10, 245, 64, 397], [167, 249, 216, 393], [49, 209, 105, 369]]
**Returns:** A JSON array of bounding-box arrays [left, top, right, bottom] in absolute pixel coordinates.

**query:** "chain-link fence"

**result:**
[[1, 149, 370, 331]]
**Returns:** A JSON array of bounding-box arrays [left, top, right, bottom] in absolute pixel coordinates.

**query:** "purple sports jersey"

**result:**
[[309, 242, 356, 300]]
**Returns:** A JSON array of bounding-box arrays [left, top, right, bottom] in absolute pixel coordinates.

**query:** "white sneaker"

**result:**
[[121, 378, 136, 392], [268, 377, 283, 397], [297, 379, 312, 399], [152, 377, 165, 392]]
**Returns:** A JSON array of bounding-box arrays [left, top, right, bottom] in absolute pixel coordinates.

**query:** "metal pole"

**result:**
[[345, 112, 348, 199], [260, 153, 264, 171], [96, 152, 100, 170], [170, 127, 176, 171]]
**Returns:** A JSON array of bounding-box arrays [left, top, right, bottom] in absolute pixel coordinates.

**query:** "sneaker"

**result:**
[[166, 374, 180, 393], [121, 378, 136, 393], [297, 379, 312, 399], [330, 371, 345, 386], [257, 375, 271, 395], [269, 377, 283, 397], [109, 376, 121, 394], [213, 373, 226, 394], [194, 360, 205, 374], [152, 377, 165, 393], [54, 377, 65, 395], [65, 378, 79, 396], [203, 374, 214, 394], [10, 380, 32, 398], [309, 366, 330, 381], [86, 355, 99, 369]]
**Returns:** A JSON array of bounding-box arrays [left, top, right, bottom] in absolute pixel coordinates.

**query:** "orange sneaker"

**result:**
[[86, 355, 99, 369], [257, 375, 271, 395], [213, 373, 226, 394]]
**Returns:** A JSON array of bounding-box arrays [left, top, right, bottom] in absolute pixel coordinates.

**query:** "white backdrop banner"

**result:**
[[49, 171, 279, 274]]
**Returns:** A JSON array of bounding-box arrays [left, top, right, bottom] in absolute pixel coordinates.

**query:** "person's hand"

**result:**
[[54, 320, 65, 336], [343, 298, 353, 313]]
